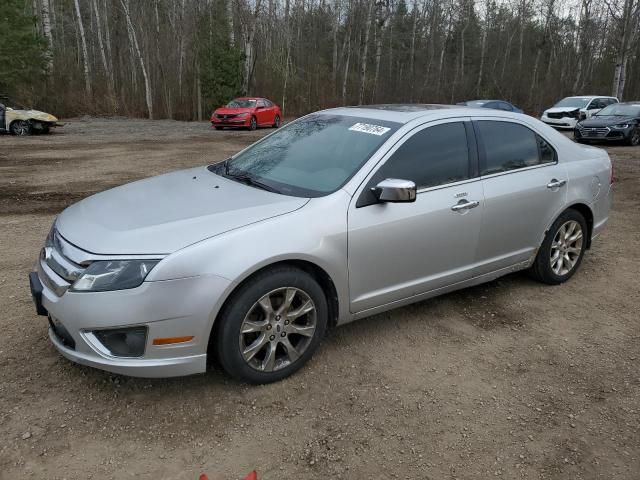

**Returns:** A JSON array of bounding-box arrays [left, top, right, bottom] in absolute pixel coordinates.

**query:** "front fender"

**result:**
[[147, 190, 352, 323]]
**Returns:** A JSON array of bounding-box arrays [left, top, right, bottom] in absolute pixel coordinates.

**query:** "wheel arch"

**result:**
[[206, 259, 340, 359], [549, 203, 594, 249]]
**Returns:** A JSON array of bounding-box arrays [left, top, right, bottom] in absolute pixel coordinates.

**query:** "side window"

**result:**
[[477, 121, 554, 175], [256, 99, 266, 108], [376, 122, 470, 189], [538, 135, 556, 164], [497, 102, 513, 111], [606, 98, 617, 106], [264, 99, 273, 107], [589, 99, 604, 110]]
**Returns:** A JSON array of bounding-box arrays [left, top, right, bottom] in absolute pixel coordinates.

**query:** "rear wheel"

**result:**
[[10, 120, 32, 136], [215, 266, 328, 384], [627, 127, 640, 146], [529, 209, 587, 285], [273, 115, 281, 128], [248, 116, 257, 131]]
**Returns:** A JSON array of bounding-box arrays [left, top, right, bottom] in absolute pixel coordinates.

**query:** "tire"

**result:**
[[215, 266, 328, 384], [529, 209, 588, 285], [10, 120, 32, 136], [273, 115, 281, 128], [214, 126, 223, 131], [248, 116, 257, 131], [626, 127, 640, 146]]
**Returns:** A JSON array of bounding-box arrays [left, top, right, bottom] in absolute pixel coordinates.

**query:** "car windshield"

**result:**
[[553, 97, 591, 108], [466, 100, 488, 106], [212, 114, 400, 197], [226, 99, 257, 108], [595, 104, 640, 117]]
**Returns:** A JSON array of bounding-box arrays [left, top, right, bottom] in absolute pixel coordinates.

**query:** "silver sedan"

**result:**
[[30, 105, 612, 383]]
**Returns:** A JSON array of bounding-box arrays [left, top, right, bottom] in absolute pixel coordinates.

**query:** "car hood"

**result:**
[[579, 115, 636, 127], [545, 106, 583, 114], [56, 166, 309, 255], [8, 108, 57, 122], [213, 107, 254, 115]]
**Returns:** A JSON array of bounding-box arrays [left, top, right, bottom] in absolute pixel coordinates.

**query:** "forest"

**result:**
[[1, 0, 639, 120]]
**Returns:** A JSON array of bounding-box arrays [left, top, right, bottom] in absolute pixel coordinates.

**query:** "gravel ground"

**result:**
[[0, 118, 639, 480]]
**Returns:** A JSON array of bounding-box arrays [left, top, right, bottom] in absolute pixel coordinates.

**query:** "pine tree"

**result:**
[[0, 0, 47, 97]]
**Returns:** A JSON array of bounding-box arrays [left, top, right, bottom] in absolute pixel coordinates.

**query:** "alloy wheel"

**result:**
[[12, 120, 31, 136], [550, 220, 583, 276], [631, 129, 640, 146], [239, 287, 317, 372]]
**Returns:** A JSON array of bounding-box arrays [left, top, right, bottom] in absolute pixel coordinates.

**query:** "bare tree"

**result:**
[[358, 0, 375, 104], [120, 0, 154, 119], [73, 0, 91, 97]]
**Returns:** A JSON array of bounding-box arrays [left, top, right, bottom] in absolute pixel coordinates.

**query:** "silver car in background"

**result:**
[[30, 105, 612, 383]]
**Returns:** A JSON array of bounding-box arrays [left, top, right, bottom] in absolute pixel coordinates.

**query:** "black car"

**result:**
[[574, 102, 640, 146], [457, 99, 524, 113]]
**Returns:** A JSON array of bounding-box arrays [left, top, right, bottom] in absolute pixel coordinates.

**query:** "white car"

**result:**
[[541, 96, 618, 129]]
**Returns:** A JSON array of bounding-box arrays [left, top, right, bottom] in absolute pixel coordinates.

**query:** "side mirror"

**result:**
[[372, 178, 417, 203]]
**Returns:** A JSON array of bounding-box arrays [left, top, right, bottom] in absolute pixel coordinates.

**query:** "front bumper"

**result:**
[[541, 115, 578, 129], [30, 267, 232, 378], [211, 117, 250, 128]]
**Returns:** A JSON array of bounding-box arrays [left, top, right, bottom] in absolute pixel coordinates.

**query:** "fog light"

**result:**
[[93, 326, 147, 357]]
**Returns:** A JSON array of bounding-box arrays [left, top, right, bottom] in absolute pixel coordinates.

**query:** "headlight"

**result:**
[[612, 124, 630, 129], [70, 260, 159, 292]]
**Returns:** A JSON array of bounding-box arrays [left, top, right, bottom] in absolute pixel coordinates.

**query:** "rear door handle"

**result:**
[[547, 179, 567, 189], [451, 199, 480, 211]]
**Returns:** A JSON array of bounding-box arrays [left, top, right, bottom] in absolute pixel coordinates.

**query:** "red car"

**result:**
[[211, 97, 282, 131]]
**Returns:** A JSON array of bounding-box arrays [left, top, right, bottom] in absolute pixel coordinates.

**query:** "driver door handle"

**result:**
[[451, 199, 480, 211], [547, 179, 567, 189]]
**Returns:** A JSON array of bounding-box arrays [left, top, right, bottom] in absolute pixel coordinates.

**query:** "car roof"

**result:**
[[465, 99, 507, 103], [564, 95, 616, 99], [234, 97, 263, 101], [319, 104, 520, 124]]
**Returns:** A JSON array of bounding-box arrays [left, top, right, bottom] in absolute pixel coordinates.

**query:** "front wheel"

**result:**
[[248, 116, 257, 131], [529, 209, 587, 285], [273, 115, 281, 128], [626, 127, 640, 146], [10, 120, 32, 136], [215, 266, 328, 383]]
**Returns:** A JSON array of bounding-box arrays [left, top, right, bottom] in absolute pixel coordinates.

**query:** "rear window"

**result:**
[[478, 121, 555, 175]]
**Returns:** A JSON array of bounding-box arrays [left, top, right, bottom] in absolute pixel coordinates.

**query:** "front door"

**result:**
[[255, 99, 270, 126], [347, 120, 483, 313]]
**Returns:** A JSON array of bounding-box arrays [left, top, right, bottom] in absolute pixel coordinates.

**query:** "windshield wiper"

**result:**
[[225, 171, 281, 194]]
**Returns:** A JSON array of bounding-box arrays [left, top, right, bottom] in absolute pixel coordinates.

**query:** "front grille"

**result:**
[[577, 126, 610, 138], [39, 229, 87, 296], [217, 113, 238, 119], [547, 112, 566, 119]]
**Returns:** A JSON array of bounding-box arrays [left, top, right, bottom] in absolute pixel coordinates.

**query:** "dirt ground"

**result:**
[[1, 118, 638, 480]]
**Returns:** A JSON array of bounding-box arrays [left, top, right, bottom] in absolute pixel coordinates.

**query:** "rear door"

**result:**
[[347, 119, 484, 312], [473, 119, 567, 275]]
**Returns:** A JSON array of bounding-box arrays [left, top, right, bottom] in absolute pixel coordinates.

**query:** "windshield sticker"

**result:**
[[349, 123, 391, 136]]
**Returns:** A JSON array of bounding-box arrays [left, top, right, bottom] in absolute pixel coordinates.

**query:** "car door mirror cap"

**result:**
[[372, 178, 417, 203]]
